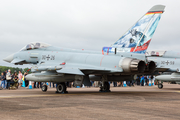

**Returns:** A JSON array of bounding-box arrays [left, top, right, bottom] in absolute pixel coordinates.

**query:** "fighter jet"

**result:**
[[146, 51, 180, 89], [3, 5, 165, 93]]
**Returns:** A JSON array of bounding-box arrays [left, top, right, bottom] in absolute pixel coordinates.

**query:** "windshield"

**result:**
[[20, 42, 51, 51], [145, 51, 166, 56]]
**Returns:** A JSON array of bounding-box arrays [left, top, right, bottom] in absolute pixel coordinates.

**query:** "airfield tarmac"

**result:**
[[0, 83, 180, 120]]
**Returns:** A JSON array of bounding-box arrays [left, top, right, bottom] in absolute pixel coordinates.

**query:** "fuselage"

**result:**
[[13, 46, 147, 74], [147, 51, 180, 72]]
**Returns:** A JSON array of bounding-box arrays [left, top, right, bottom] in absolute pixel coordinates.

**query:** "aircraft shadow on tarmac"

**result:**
[[37, 90, 180, 95], [162, 88, 180, 90]]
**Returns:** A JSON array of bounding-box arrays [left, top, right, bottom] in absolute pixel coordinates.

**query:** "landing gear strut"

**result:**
[[158, 83, 163, 89], [99, 81, 111, 92], [56, 82, 68, 94], [41, 85, 48, 92]]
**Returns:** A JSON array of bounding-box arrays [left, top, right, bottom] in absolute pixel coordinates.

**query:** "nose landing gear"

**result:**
[[41, 85, 48, 92], [158, 83, 163, 89]]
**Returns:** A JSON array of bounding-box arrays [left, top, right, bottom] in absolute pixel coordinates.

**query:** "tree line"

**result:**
[[0, 66, 31, 74]]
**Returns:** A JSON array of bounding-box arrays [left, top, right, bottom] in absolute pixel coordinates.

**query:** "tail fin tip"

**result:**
[[149, 5, 165, 12]]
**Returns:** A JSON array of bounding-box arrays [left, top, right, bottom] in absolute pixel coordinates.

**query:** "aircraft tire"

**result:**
[[158, 84, 163, 89], [104, 82, 110, 91], [41, 85, 47, 92], [99, 82, 111, 92], [56, 83, 66, 93]]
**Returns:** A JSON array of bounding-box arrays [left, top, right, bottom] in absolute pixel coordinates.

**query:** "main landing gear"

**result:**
[[56, 82, 68, 94], [158, 83, 163, 89], [41, 82, 68, 93], [99, 81, 111, 92]]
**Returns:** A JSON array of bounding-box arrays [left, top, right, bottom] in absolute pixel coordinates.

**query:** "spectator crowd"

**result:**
[[0, 69, 28, 89]]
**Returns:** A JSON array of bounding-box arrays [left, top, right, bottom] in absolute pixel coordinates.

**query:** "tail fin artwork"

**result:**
[[103, 5, 165, 54]]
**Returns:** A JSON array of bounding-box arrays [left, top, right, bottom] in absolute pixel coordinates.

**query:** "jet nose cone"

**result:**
[[155, 76, 161, 80], [25, 74, 30, 80], [25, 74, 33, 81], [3, 54, 14, 63]]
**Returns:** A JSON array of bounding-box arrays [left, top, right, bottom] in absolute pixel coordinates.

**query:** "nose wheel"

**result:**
[[56, 82, 68, 94], [158, 83, 163, 89], [41, 85, 48, 92]]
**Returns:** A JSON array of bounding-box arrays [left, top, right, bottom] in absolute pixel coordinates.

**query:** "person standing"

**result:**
[[144, 76, 147, 86], [36, 82, 42, 88], [140, 75, 145, 86], [49, 82, 55, 88], [151, 75, 155, 86], [147, 76, 149, 86], [136, 76, 140, 85], [34, 82, 37, 88], [4, 71, 7, 89], [6, 69, 12, 89], [1, 73, 6, 89], [24, 72, 29, 87], [18, 71, 23, 87], [113, 82, 117, 87]]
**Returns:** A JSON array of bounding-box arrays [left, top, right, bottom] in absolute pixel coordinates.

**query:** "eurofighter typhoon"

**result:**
[[146, 51, 180, 89], [3, 5, 165, 93]]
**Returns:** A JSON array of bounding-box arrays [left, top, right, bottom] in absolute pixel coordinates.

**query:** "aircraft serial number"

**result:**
[[161, 61, 174, 65], [42, 55, 55, 60]]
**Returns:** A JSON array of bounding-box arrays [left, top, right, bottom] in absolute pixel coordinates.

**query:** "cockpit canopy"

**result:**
[[20, 42, 51, 51], [145, 51, 166, 56]]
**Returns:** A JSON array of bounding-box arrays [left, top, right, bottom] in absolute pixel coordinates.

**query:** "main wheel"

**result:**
[[56, 83, 66, 93], [104, 82, 110, 91], [158, 84, 163, 89], [41, 85, 47, 92], [99, 82, 110, 92]]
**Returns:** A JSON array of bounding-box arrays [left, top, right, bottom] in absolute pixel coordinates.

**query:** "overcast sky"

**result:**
[[0, 0, 180, 68]]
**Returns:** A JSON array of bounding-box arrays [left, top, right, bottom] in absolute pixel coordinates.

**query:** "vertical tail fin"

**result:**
[[105, 5, 165, 54]]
